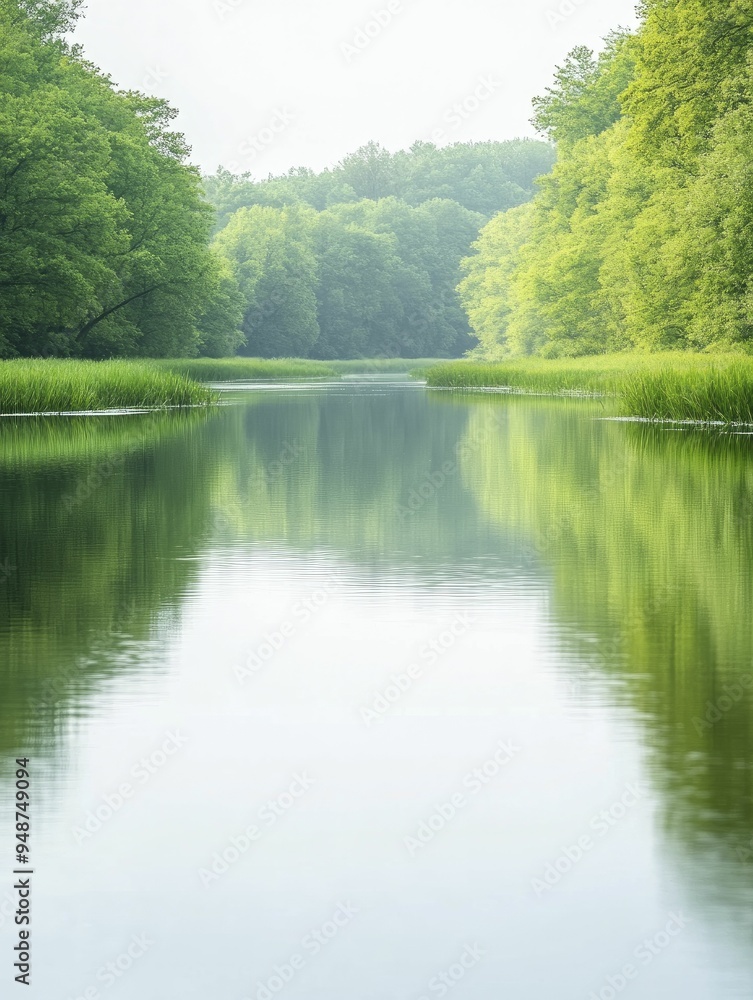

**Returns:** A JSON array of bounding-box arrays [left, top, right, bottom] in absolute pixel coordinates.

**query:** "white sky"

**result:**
[[73, 0, 639, 177]]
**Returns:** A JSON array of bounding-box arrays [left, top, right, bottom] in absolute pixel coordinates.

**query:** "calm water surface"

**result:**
[[1, 377, 752, 999]]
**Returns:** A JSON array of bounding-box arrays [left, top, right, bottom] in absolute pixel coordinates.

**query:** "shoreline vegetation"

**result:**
[[0, 361, 215, 415], [4, 355, 753, 424], [154, 358, 442, 381], [0, 358, 442, 415], [424, 355, 753, 425]]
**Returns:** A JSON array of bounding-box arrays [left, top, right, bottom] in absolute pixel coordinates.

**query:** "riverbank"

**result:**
[[0, 357, 448, 415], [423, 354, 753, 424], [0, 360, 214, 415], [155, 358, 443, 381]]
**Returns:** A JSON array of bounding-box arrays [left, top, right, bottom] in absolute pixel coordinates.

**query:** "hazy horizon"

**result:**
[[73, 0, 638, 176]]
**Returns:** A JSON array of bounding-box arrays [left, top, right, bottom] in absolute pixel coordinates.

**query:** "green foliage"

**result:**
[[531, 32, 636, 147], [0, 0, 242, 359], [213, 205, 320, 358], [461, 5, 753, 360], [204, 141, 554, 360], [153, 358, 337, 380], [0, 359, 214, 413], [153, 357, 443, 380], [213, 192, 489, 359], [424, 353, 753, 423], [203, 139, 555, 228]]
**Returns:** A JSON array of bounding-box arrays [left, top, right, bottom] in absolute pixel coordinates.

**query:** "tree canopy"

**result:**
[[204, 139, 555, 230], [0, 0, 243, 358], [460, 3, 753, 357], [206, 141, 552, 358]]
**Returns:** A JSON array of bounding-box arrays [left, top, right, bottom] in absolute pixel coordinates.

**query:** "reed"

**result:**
[[153, 358, 337, 381], [0, 360, 214, 414], [154, 357, 443, 381], [424, 354, 753, 423]]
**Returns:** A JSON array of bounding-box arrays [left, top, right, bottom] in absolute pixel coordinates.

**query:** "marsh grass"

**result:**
[[330, 358, 445, 375], [425, 354, 753, 423], [154, 357, 444, 381], [154, 358, 338, 381], [621, 364, 753, 424], [0, 360, 214, 414]]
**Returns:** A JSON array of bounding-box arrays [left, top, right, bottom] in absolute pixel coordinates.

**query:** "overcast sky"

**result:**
[[73, 0, 638, 178]]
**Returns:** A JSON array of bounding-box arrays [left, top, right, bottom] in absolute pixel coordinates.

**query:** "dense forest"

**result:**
[[461, 4, 753, 357], [7, 0, 753, 362], [0, 0, 553, 360], [0, 0, 243, 359], [206, 141, 553, 359]]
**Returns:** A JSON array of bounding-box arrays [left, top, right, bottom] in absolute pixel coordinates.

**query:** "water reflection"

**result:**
[[460, 398, 753, 917], [0, 383, 751, 998], [0, 410, 218, 761]]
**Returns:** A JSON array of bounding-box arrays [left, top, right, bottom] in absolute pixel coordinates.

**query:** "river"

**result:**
[[1, 376, 752, 999]]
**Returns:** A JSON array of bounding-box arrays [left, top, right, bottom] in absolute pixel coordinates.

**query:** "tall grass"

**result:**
[[154, 357, 445, 381], [424, 353, 753, 423], [330, 358, 446, 375], [621, 363, 753, 424], [153, 358, 337, 381], [0, 360, 214, 415]]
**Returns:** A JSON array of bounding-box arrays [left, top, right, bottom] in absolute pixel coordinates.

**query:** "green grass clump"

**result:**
[[621, 363, 753, 424], [425, 353, 753, 423], [0, 360, 214, 415], [423, 356, 629, 394], [153, 358, 338, 381]]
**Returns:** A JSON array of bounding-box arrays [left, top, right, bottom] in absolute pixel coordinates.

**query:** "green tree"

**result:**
[[215, 205, 320, 357], [0, 0, 232, 358]]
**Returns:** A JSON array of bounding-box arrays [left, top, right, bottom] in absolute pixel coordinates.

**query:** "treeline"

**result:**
[[461, 6, 753, 357], [207, 141, 554, 359], [205, 140, 555, 229], [0, 0, 558, 360], [0, 0, 243, 359]]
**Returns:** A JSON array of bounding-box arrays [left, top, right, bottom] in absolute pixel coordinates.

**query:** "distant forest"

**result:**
[[4, 0, 745, 362], [204, 141, 554, 359], [0, 0, 553, 361]]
